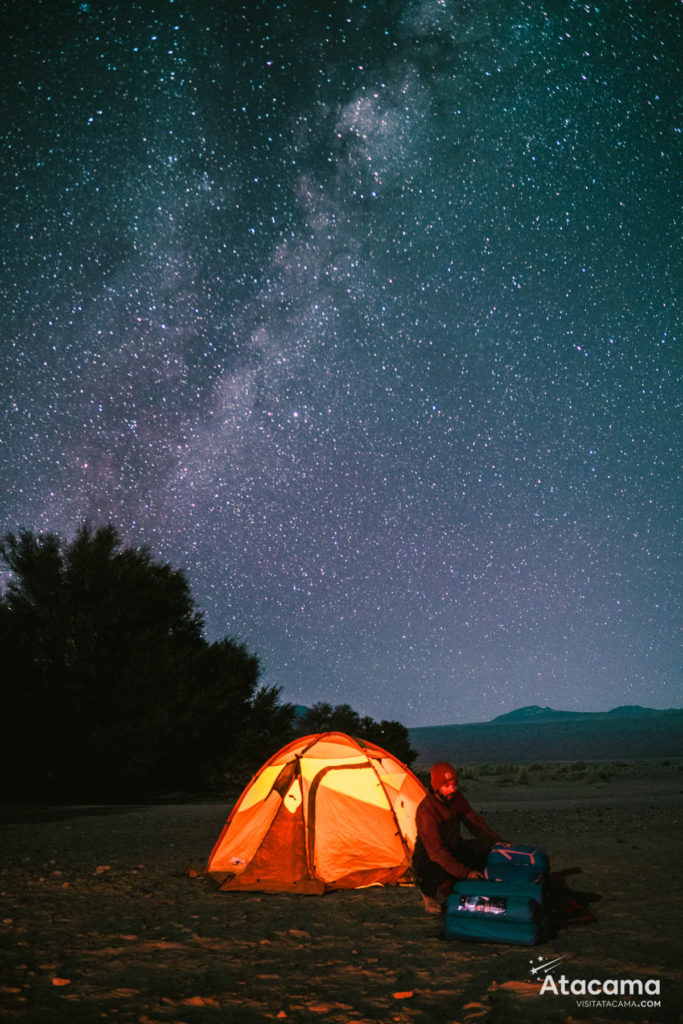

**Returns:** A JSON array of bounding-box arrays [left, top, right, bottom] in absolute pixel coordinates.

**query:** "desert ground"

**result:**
[[1, 761, 681, 1024]]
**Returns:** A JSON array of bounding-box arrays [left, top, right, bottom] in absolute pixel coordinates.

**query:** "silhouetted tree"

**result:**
[[0, 523, 295, 800], [295, 701, 417, 766]]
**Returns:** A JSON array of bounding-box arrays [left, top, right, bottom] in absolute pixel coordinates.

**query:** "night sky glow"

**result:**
[[2, 0, 680, 726]]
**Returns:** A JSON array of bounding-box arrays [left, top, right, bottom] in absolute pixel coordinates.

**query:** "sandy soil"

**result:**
[[1, 762, 681, 1024]]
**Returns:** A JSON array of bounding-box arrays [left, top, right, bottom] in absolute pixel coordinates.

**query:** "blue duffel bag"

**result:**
[[444, 878, 549, 946], [484, 843, 550, 883]]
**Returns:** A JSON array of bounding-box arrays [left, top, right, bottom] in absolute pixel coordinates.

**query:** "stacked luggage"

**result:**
[[444, 844, 551, 946]]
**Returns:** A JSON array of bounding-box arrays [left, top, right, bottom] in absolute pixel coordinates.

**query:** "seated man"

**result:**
[[413, 761, 504, 914]]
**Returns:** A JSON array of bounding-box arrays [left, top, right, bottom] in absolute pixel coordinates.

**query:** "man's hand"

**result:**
[[465, 869, 483, 879]]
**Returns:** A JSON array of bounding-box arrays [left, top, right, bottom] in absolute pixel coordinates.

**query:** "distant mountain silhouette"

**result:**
[[491, 705, 580, 722], [604, 705, 671, 717], [408, 706, 683, 765], [490, 704, 675, 724]]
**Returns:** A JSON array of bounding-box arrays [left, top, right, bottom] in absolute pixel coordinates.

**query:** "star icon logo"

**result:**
[[528, 955, 566, 977]]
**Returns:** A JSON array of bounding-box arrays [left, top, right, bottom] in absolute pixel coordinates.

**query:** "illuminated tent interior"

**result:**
[[207, 732, 427, 894]]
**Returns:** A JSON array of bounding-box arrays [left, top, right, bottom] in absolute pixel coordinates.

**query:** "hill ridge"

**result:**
[[488, 703, 676, 725], [407, 707, 683, 766]]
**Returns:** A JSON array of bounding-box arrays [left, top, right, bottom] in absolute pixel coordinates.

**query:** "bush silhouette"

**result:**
[[295, 701, 418, 766], [0, 523, 295, 800]]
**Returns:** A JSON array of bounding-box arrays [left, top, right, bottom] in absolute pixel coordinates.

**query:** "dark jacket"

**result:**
[[413, 789, 502, 879]]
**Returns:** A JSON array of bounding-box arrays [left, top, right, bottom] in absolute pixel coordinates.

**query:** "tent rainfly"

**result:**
[[207, 732, 427, 894]]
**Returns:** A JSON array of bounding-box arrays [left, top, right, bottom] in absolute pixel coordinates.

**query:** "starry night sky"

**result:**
[[2, 0, 680, 726]]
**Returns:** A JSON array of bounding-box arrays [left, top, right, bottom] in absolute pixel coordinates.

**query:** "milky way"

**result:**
[[2, 0, 680, 725]]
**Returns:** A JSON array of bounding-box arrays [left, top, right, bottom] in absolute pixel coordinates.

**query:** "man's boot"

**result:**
[[422, 893, 442, 915]]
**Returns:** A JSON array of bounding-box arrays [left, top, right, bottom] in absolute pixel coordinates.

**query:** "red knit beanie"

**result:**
[[430, 762, 458, 791]]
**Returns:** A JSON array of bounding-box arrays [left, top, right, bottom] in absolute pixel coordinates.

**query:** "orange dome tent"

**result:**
[[207, 732, 427, 894]]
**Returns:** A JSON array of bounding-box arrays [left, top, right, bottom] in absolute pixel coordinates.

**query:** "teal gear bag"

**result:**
[[444, 876, 550, 946], [485, 843, 550, 882]]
